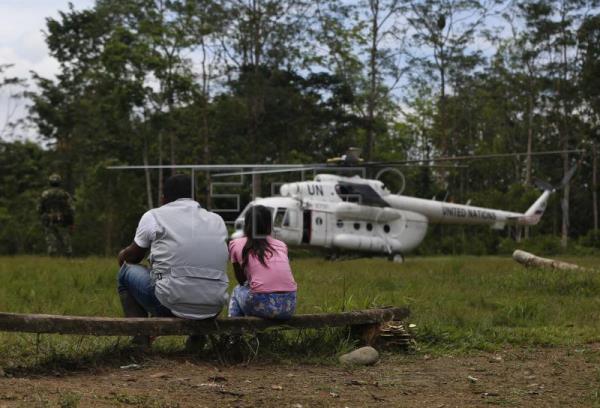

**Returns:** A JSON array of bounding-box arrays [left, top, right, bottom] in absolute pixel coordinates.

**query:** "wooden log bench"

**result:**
[[0, 307, 409, 345]]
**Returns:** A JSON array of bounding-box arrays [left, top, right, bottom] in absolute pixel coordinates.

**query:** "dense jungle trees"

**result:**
[[0, 0, 599, 255]]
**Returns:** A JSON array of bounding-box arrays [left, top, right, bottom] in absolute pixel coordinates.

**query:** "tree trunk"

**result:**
[[594, 143, 598, 231], [199, 36, 212, 209], [524, 97, 532, 240], [157, 131, 163, 205], [439, 49, 447, 155], [252, 173, 261, 200], [170, 130, 176, 176], [525, 93, 533, 186], [202, 103, 211, 209], [559, 5, 572, 249], [561, 151, 570, 249], [143, 134, 153, 209], [365, 0, 379, 161]]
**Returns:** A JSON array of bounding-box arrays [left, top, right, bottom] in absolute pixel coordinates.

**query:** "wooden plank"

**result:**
[[0, 307, 409, 337]]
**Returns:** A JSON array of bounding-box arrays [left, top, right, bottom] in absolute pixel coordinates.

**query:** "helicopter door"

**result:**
[[310, 211, 327, 246], [302, 210, 311, 244]]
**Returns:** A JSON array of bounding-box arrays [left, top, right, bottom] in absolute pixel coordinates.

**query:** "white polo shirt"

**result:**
[[133, 198, 230, 319], [134, 210, 160, 249]]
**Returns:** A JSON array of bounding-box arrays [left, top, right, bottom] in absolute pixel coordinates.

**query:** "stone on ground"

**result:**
[[339, 346, 380, 366]]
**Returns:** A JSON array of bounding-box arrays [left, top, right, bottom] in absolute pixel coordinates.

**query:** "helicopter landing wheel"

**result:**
[[388, 253, 404, 263]]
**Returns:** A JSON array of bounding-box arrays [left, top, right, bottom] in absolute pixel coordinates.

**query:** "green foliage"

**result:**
[[73, 160, 146, 256], [1, 0, 599, 255], [212, 68, 360, 163], [579, 230, 600, 249], [0, 142, 48, 254], [498, 235, 563, 255], [579, 14, 600, 121]]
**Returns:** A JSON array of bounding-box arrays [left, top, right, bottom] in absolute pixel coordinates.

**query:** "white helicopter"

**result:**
[[227, 151, 578, 262], [230, 174, 552, 262]]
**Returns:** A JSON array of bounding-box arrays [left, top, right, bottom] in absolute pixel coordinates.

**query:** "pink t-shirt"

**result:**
[[229, 237, 297, 293]]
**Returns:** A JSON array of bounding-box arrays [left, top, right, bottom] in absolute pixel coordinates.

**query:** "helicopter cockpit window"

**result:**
[[335, 182, 388, 207], [274, 208, 287, 227], [283, 211, 290, 227], [335, 184, 360, 203]]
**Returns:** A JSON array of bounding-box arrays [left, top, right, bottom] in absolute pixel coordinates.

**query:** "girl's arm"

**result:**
[[232, 262, 246, 285]]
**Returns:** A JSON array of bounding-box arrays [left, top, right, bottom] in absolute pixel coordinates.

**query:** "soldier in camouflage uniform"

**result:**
[[38, 174, 74, 256]]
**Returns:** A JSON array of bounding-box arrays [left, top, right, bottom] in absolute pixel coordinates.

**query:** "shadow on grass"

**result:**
[[4, 327, 360, 377]]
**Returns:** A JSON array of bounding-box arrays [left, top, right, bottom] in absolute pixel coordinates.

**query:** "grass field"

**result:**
[[0, 255, 599, 369]]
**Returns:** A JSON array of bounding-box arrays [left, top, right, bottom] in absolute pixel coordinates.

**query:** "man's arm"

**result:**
[[232, 262, 246, 285], [118, 242, 148, 266], [119, 210, 156, 266]]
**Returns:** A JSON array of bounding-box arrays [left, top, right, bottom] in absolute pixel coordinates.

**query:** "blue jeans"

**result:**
[[117, 263, 173, 317], [228, 284, 296, 320]]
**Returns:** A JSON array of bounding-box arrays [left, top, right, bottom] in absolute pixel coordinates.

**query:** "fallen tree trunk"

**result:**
[[512, 250, 581, 271], [0, 307, 409, 337]]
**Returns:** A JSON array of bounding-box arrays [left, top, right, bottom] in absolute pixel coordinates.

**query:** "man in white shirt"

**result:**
[[117, 174, 229, 347]]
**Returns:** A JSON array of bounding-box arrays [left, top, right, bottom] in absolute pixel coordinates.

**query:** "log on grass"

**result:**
[[0, 307, 409, 337], [512, 249, 581, 271]]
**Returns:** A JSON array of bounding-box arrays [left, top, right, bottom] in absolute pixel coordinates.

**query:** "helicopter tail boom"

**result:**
[[509, 189, 552, 226], [384, 186, 554, 228]]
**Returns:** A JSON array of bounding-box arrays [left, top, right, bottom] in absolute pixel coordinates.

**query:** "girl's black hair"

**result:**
[[242, 205, 274, 268]]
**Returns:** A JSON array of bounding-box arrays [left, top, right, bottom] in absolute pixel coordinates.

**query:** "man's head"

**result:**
[[49, 173, 62, 187], [162, 174, 192, 204]]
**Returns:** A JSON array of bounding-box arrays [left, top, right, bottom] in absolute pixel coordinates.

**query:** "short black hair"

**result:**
[[163, 174, 192, 202]]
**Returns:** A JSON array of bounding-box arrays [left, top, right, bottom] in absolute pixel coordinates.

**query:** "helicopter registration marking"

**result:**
[[442, 206, 496, 220]]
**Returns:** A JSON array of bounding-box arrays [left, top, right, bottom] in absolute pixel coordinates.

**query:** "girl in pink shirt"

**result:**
[[228, 205, 297, 320]]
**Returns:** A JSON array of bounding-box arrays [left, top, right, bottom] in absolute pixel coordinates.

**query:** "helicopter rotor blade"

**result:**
[[367, 149, 585, 165], [533, 178, 554, 191], [211, 166, 327, 178], [211, 163, 469, 177], [107, 164, 317, 171], [367, 164, 468, 168], [109, 148, 574, 174]]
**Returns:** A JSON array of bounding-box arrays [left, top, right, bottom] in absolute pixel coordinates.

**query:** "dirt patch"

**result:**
[[1, 344, 599, 407]]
